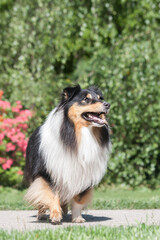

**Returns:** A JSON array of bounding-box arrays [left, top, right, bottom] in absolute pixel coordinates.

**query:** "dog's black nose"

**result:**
[[103, 102, 110, 109]]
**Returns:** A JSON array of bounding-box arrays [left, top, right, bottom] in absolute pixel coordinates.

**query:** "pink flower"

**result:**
[[0, 157, 6, 164], [20, 110, 32, 118], [0, 100, 11, 110], [0, 93, 32, 173], [18, 123, 28, 130], [6, 131, 13, 140], [16, 101, 21, 105], [21, 141, 28, 153], [2, 159, 13, 170], [17, 170, 23, 175], [12, 107, 20, 113], [3, 118, 13, 125], [12, 101, 22, 113], [16, 139, 28, 153], [0, 133, 5, 141], [6, 142, 16, 152]]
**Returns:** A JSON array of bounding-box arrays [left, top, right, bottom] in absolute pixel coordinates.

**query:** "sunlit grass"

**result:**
[[0, 185, 160, 210], [0, 224, 160, 240], [92, 185, 160, 209]]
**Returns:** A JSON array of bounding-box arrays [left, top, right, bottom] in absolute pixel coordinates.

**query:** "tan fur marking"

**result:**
[[24, 177, 55, 208], [100, 113, 105, 119], [24, 177, 62, 223], [50, 209, 61, 220], [92, 127, 102, 144], [82, 93, 92, 104], [68, 102, 103, 122], [63, 91, 68, 100], [74, 188, 93, 205], [37, 206, 47, 220], [50, 195, 62, 223], [38, 205, 47, 215], [97, 95, 100, 99], [68, 102, 104, 143], [86, 93, 92, 99]]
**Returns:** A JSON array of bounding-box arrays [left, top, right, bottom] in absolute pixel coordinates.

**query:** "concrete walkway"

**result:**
[[0, 210, 160, 231]]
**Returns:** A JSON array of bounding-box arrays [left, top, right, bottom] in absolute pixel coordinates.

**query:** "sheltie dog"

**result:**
[[24, 85, 111, 224]]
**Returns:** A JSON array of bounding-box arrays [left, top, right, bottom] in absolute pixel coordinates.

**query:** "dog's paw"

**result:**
[[50, 209, 62, 224], [72, 216, 86, 223]]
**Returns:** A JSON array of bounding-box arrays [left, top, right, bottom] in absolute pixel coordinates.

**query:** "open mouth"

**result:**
[[82, 112, 107, 125]]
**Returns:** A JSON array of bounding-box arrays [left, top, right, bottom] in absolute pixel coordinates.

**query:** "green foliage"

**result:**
[[0, 0, 160, 187], [0, 167, 23, 188], [75, 31, 160, 186]]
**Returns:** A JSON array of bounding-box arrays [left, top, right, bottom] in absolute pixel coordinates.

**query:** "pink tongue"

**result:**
[[88, 114, 105, 124]]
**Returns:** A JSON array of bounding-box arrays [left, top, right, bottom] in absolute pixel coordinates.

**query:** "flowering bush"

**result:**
[[0, 90, 32, 187]]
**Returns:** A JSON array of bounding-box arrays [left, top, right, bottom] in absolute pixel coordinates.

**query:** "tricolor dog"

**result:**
[[24, 85, 111, 224]]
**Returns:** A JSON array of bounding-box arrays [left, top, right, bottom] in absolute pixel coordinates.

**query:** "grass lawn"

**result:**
[[0, 224, 160, 240], [0, 185, 160, 210], [0, 186, 160, 239], [92, 185, 160, 209]]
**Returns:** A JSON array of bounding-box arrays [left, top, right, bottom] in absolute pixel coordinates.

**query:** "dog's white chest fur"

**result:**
[[39, 109, 110, 204]]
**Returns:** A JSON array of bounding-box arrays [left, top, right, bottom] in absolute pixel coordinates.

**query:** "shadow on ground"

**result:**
[[30, 213, 112, 224]]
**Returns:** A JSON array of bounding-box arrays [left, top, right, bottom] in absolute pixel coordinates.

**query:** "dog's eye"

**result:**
[[83, 97, 91, 104]]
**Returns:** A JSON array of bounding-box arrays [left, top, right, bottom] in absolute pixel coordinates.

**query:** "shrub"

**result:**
[[0, 91, 32, 187], [73, 31, 160, 187], [0, 0, 160, 187]]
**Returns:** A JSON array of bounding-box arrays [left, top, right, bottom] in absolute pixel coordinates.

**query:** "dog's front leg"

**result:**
[[37, 206, 47, 220], [50, 194, 62, 224], [24, 177, 62, 224], [61, 203, 68, 215], [72, 188, 93, 223]]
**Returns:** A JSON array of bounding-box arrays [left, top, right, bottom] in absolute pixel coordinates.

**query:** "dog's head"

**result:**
[[59, 85, 110, 128]]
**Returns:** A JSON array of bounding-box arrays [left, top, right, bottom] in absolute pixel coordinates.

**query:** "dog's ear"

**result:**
[[62, 85, 81, 102]]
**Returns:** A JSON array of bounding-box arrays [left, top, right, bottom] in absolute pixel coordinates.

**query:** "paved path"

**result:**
[[0, 210, 160, 231]]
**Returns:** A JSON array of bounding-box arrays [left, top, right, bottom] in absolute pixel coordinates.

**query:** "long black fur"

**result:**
[[24, 127, 51, 186]]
